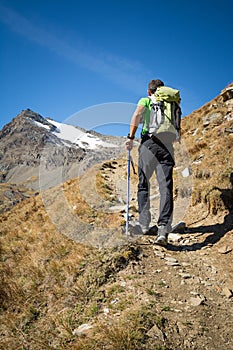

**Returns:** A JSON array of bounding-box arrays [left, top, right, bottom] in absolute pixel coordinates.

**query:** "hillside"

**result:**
[[0, 84, 233, 349], [181, 83, 233, 216]]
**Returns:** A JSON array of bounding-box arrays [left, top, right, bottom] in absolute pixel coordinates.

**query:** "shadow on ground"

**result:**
[[168, 210, 233, 252]]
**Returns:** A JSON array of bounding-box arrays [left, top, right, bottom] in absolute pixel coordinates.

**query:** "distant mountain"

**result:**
[[0, 109, 125, 191]]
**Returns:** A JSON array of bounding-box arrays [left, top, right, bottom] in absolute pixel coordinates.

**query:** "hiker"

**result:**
[[125, 79, 181, 246]]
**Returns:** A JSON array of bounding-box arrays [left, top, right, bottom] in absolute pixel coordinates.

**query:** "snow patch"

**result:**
[[48, 120, 117, 149], [33, 120, 50, 130]]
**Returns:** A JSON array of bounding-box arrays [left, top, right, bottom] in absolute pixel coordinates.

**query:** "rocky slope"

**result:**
[[0, 161, 232, 350], [0, 84, 232, 349], [0, 109, 83, 187], [0, 109, 125, 204], [180, 83, 233, 215]]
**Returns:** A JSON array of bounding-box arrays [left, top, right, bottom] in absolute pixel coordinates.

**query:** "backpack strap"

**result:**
[[148, 96, 165, 134]]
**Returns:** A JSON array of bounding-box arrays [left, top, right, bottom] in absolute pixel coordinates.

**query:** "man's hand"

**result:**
[[125, 139, 134, 150]]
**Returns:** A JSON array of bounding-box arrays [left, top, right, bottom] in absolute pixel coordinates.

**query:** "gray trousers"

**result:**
[[137, 135, 175, 228]]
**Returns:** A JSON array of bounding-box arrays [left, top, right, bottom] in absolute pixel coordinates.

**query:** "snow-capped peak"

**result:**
[[32, 118, 117, 150]]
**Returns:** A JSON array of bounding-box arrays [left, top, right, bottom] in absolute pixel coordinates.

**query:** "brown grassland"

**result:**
[[0, 88, 233, 349]]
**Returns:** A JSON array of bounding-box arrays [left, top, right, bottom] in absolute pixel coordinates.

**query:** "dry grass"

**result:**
[[0, 184, 141, 349], [181, 96, 233, 214], [71, 306, 166, 350], [0, 88, 233, 349], [0, 190, 87, 349]]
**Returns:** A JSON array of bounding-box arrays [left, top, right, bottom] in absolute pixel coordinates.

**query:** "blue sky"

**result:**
[[0, 0, 232, 136]]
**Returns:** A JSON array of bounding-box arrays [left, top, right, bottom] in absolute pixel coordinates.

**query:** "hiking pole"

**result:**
[[126, 149, 131, 238]]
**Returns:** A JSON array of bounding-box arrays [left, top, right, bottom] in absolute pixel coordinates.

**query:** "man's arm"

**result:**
[[125, 105, 145, 150], [128, 105, 145, 138]]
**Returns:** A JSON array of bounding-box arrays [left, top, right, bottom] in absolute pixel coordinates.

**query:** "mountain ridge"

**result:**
[[0, 108, 125, 192]]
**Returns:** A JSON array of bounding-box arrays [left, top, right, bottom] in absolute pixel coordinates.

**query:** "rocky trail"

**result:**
[[76, 155, 233, 349]]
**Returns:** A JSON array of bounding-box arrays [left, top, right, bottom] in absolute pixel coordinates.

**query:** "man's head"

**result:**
[[148, 79, 164, 95]]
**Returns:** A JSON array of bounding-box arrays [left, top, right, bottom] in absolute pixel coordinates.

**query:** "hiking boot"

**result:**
[[154, 225, 168, 246], [129, 221, 149, 235], [140, 224, 150, 234], [171, 221, 186, 233]]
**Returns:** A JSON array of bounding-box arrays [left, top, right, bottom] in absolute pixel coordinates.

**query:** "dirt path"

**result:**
[[78, 156, 233, 349]]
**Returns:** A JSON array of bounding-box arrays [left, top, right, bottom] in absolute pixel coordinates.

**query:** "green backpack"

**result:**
[[148, 86, 182, 141]]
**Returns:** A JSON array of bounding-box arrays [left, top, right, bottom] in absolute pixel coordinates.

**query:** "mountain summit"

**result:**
[[0, 109, 123, 190]]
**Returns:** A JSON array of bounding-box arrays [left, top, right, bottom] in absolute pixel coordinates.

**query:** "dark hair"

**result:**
[[148, 79, 164, 93]]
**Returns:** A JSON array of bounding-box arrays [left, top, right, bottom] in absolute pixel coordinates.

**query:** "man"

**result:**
[[125, 79, 181, 246]]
